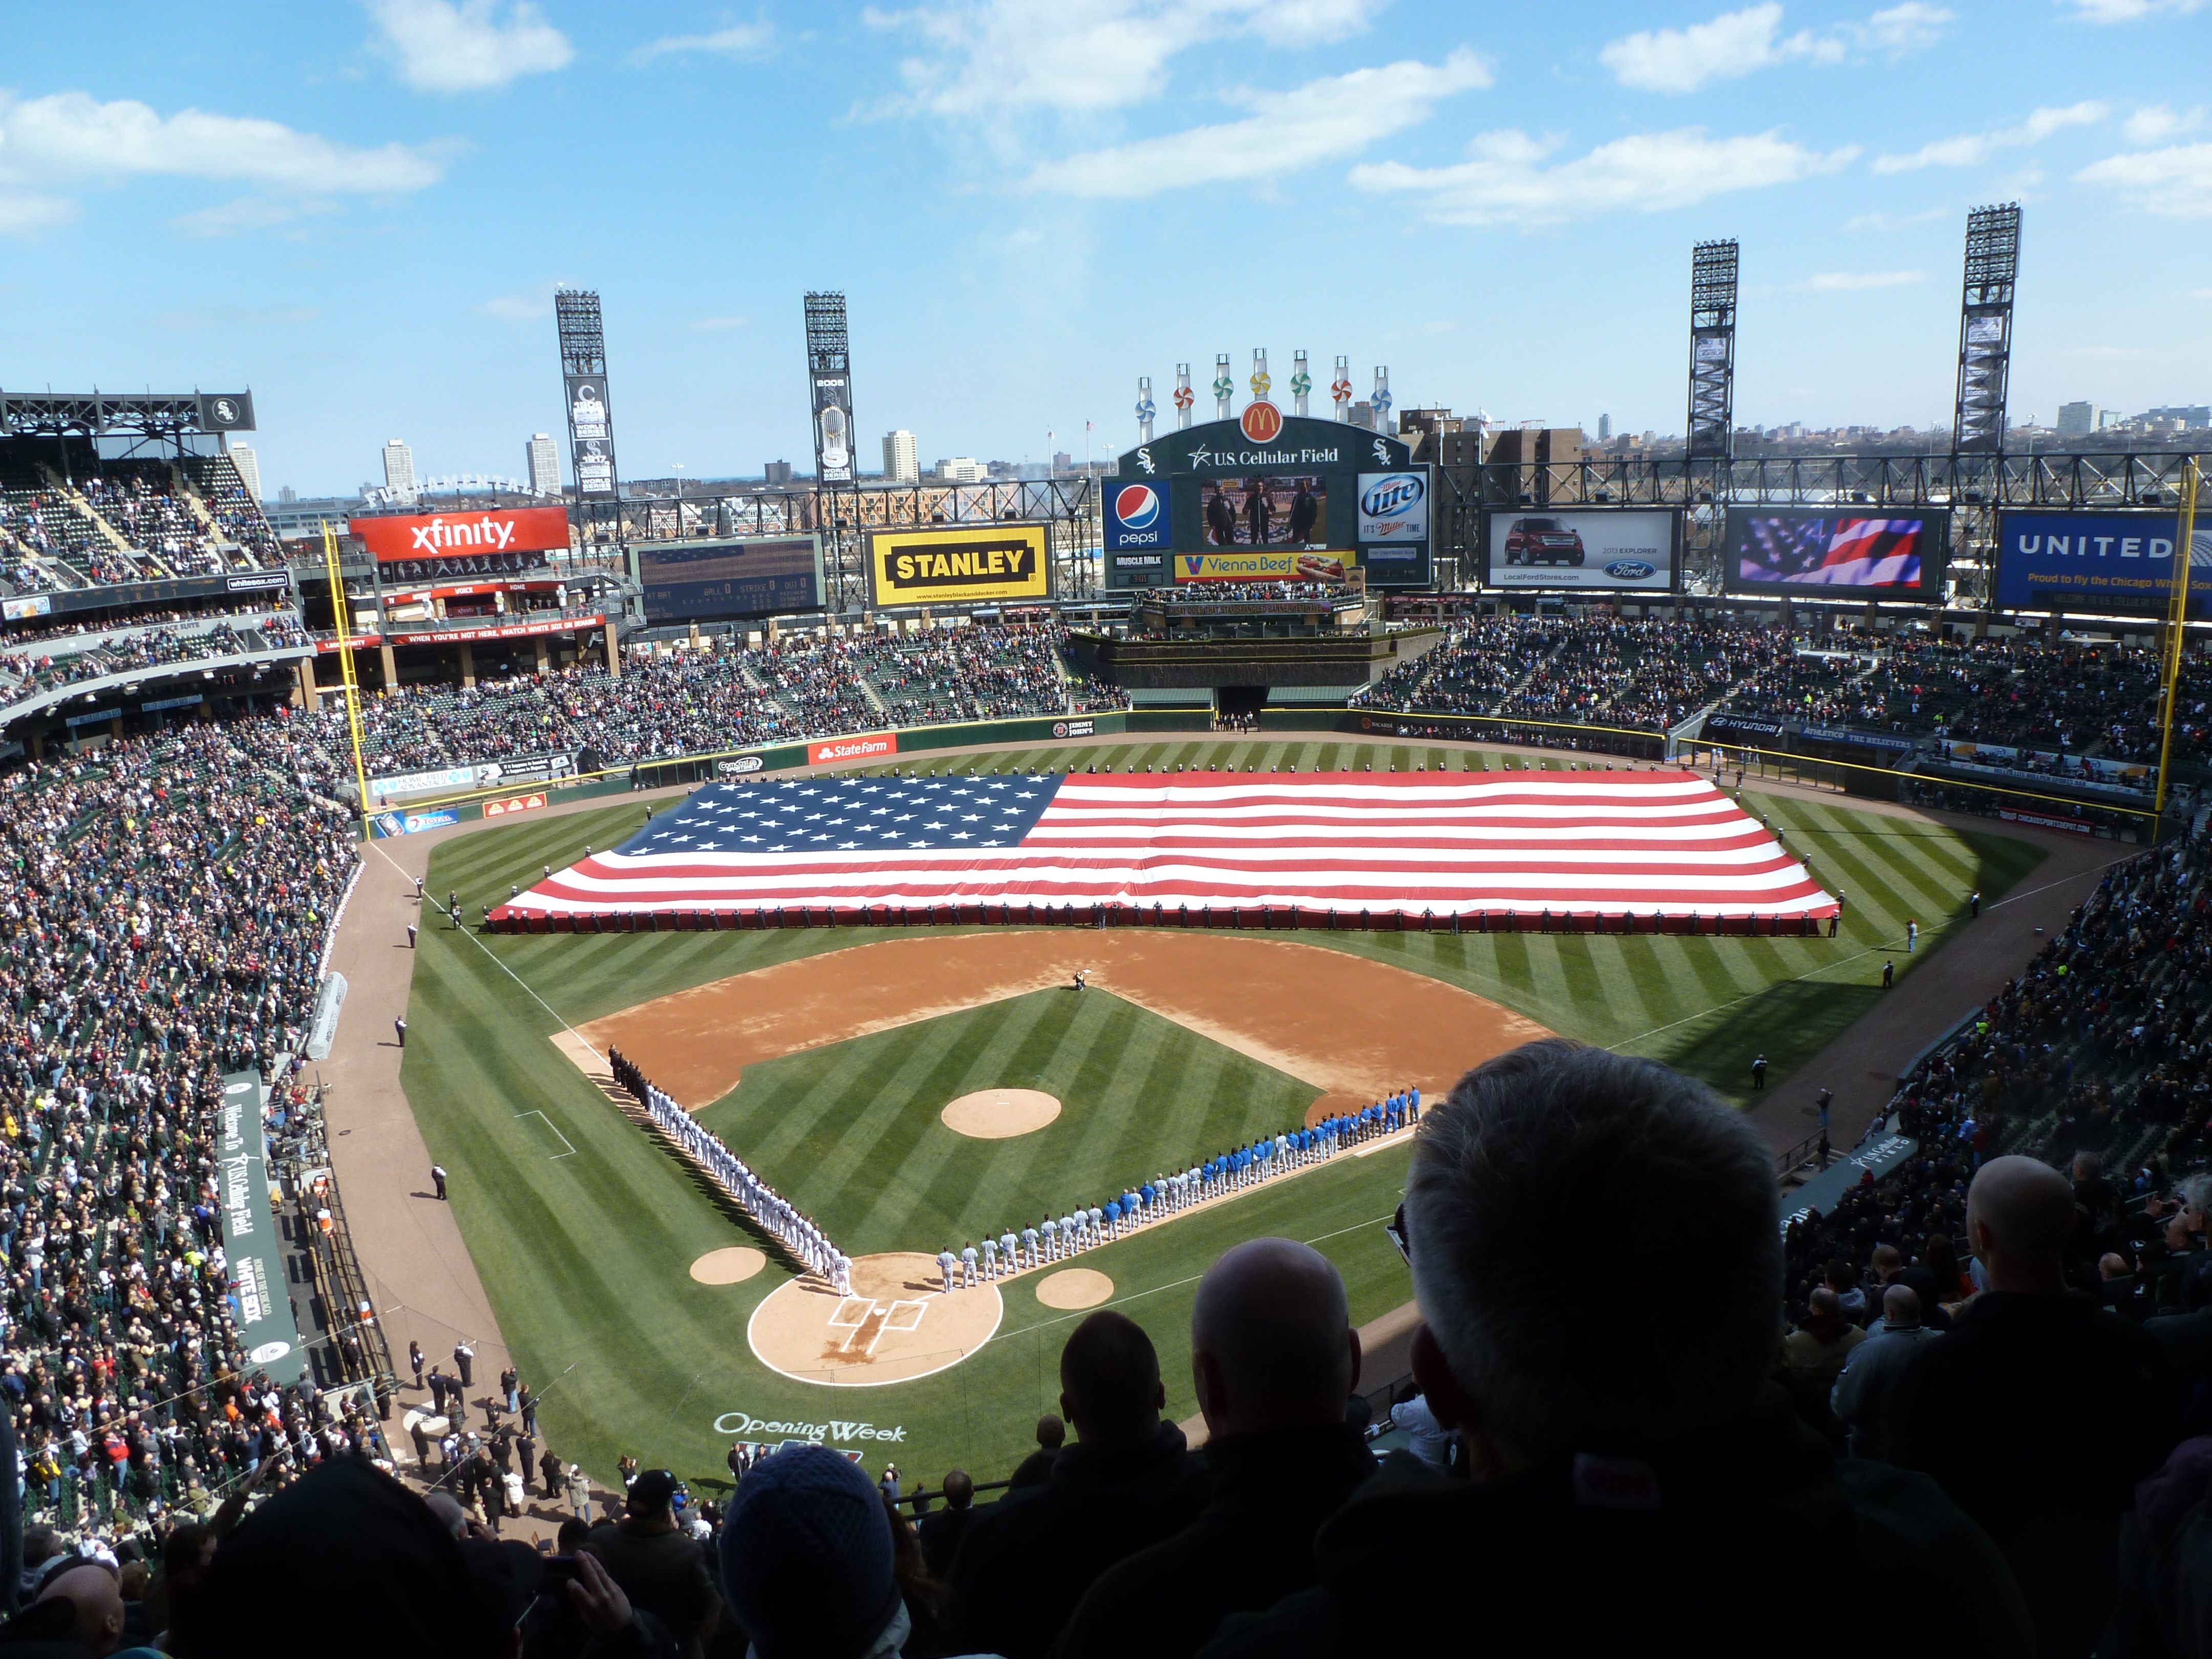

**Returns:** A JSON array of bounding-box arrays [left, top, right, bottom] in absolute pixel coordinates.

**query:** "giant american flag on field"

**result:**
[[490, 770, 1838, 923]]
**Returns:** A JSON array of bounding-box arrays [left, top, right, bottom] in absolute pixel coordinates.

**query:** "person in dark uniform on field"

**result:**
[[1288, 478, 1318, 544], [1883, 960, 1895, 990], [1751, 1054, 1768, 1091], [1246, 478, 1272, 544], [1206, 485, 1237, 546]]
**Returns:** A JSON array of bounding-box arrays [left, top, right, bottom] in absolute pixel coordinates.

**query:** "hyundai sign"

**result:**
[[1994, 509, 2210, 618], [1105, 482, 1170, 550]]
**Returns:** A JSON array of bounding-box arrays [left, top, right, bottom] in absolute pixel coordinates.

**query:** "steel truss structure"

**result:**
[[0, 391, 253, 439], [555, 289, 622, 547], [1434, 448, 2210, 597], [1686, 241, 1738, 476]]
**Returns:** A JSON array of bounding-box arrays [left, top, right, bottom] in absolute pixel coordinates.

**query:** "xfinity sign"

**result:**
[[351, 505, 572, 564]]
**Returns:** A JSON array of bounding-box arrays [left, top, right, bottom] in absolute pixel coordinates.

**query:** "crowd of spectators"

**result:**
[[0, 492, 139, 589], [16, 1034, 2211, 1657], [1, 459, 284, 595], [313, 624, 1120, 778], [0, 616, 310, 703], [0, 716, 370, 1552], [1362, 613, 2210, 776], [75, 473, 230, 582]]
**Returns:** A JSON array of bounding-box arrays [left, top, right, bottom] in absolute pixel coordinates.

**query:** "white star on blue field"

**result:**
[[622, 776, 1064, 858]]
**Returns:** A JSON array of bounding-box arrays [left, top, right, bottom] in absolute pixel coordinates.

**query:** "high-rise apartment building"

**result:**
[[882, 430, 919, 484], [2056, 401, 2099, 438], [227, 442, 263, 500], [526, 433, 560, 495], [934, 457, 987, 483], [381, 439, 417, 503], [764, 460, 793, 486], [1597, 414, 1612, 442]]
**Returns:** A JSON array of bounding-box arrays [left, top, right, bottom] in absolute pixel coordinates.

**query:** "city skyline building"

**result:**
[[526, 432, 560, 495], [227, 442, 262, 501], [882, 430, 918, 484], [381, 438, 416, 503]]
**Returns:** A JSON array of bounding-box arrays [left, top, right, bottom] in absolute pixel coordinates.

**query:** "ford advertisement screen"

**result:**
[[1480, 509, 1679, 591], [1724, 508, 1947, 599]]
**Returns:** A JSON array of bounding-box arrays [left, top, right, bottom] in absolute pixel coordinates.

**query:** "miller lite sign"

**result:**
[[1105, 481, 1171, 551]]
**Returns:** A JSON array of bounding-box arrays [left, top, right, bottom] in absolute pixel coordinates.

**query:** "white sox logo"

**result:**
[[1372, 438, 1391, 465], [1135, 446, 1156, 476]]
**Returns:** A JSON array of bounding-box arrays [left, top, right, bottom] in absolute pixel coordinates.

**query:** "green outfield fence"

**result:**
[[369, 701, 2172, 844]]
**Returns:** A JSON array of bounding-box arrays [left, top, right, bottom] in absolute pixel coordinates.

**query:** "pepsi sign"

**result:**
[[1107, 481, 1171, 551]]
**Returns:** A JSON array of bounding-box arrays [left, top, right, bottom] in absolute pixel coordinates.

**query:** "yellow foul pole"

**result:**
[[321, 521, 374, 839], [2152, 457, 2199, 823]]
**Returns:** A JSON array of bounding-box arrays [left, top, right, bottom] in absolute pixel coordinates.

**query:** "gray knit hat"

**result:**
[[719, 1444, 901, 1659]]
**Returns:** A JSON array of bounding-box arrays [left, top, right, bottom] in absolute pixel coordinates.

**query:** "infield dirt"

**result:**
[[571, 931, 1549, 1127]]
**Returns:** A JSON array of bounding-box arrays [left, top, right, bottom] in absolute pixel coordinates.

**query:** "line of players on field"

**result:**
[[934, 1086, 1421, 1292], [608, 1046, 856, 1295]]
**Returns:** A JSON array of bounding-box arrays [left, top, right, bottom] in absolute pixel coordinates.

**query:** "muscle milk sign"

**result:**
[[351, 506, 572, 563]]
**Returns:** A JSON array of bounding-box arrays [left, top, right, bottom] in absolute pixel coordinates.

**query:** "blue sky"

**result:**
[[3, 0, 2208, 495]]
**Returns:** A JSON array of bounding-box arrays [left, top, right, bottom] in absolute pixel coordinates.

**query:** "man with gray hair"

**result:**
[[1201, 1039, 2031, 1658]]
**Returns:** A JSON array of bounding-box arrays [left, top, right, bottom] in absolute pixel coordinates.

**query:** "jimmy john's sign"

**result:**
[[865, 524, 1052, 610]]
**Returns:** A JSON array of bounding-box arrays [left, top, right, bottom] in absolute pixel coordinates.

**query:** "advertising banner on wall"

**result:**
[[1172, 549, 1352, 583], [1993, 509, 2210, 617], [812, 374, 854, 485], [1481, 508, 1679, 591], [350, 507, 572, 563], [218, 1073, 302, 1367], [634, 535, 824, 624], [1723, 507, 1948, 600], [1104, 481, 1172, 584], [565, 375, 617, 498], [865, 524, 1050, 608]]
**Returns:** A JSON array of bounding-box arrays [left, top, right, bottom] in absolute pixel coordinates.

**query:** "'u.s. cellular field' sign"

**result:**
[[1111, 413, 1429, 589], [1994, 509, 2211, 618]]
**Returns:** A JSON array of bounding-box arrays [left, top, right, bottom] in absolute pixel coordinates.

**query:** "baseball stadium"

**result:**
[[5, 38, 2212, 1655]]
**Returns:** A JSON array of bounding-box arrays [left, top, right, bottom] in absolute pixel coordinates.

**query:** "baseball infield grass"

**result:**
[[399, 738, 2046, 1494]]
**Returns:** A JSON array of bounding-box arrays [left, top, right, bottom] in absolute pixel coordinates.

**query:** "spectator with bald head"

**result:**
[[1830, 1284, 1940, 1458], [1051, 1239, 1370, 1659], [3, 1563, 136, 1658], [944, 1310, 1209, 1659], [1886, 1154, 2180, 1658], [1201, 1039, 2031, 1659]]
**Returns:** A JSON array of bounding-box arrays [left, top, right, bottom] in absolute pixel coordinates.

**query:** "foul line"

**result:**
[[516, 1109, 578, 1159]]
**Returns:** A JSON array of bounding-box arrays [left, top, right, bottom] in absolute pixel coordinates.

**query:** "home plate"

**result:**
[[747, 1251, 1003, 1387]]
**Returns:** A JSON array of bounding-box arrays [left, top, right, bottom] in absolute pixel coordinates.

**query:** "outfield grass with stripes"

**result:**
[[398, 738, 2045, 1495]]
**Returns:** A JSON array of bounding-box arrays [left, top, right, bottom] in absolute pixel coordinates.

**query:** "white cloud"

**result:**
[[1026, 50, 1490, 198], [0, 191, 77, 235], [0, 91, 445, 192], [1350, 126, 1857, 227], [474, 281, 560, 320], [1853, 2, 1956, 52], [2076, 141, 2212, 216], [1874, 100, 2106, 172], [2058, 0, 2205, 20], [368, 0, 573, 92], [632, 23, 776, 63], [1844, 205, 1946, 230], [1794, 269, 1927, 290], [868, 0, 1381, 116], [1598, 3, 1949, 95], [169, 197, 344, 237], [689, 315, 753, 330], [2125, 103, 2207, 144]]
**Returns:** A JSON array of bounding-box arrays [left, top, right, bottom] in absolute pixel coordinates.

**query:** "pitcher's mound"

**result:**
[[1035, 1268, 1114, 1310], [748, 1251, 1004, 1387], [942, 1089, 1061, 1139], [690, 1247, 767, 1285]]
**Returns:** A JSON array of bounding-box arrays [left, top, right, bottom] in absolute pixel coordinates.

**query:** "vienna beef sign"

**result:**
[[351, 506, 572, 563]]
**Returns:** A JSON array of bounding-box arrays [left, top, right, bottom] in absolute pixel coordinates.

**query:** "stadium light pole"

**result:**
[[2153, 456, 2199, 825]]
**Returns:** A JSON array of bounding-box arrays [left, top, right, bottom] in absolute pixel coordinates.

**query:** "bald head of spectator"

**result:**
[[1190, 1238, 1359, 1440], [1869, 1242, 1903, 1284], [1881, 1283, 1922, 1327], [1966, 1155, 2077, 1294], [38, 1564, 126, 1657], [2100, 1251, 2132, 1281], [1059, 1311, 1165, 1450]]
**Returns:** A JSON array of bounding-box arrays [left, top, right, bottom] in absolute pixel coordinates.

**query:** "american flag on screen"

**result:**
[[491, 771, 1837, 923], [1737, 515, 1925, 588]]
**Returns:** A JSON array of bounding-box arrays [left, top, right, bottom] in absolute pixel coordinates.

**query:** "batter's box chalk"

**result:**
[[882, 1300, 928, 1334], [827, 1296, 878, 1330]]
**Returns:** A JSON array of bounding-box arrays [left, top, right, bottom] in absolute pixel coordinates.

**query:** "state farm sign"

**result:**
[[350, 507, 572, 563], [811, 734, 897, 764]]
